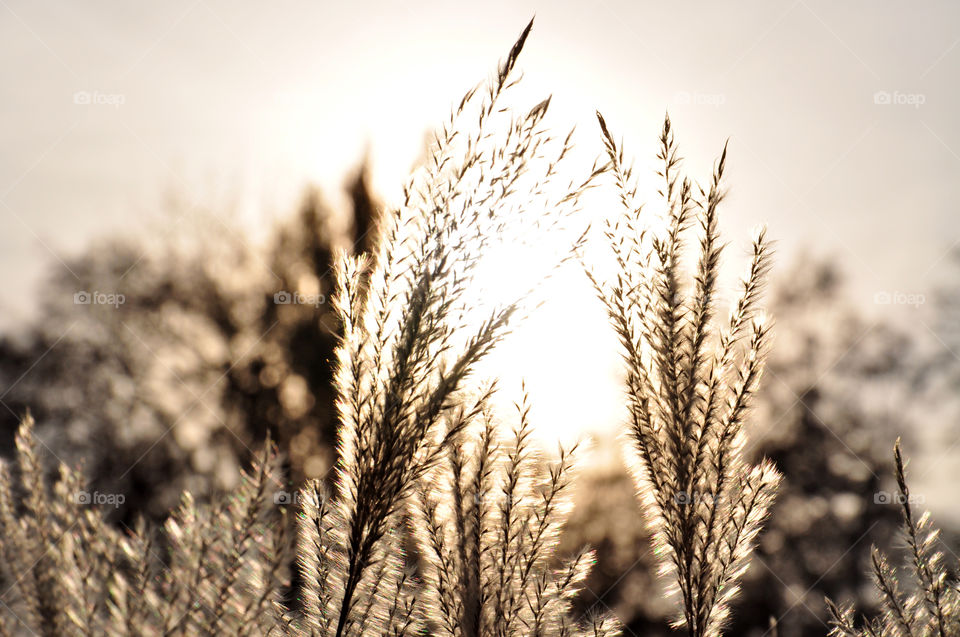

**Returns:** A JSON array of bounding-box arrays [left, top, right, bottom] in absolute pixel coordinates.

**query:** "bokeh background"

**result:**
[[3, 1, 960, 635]]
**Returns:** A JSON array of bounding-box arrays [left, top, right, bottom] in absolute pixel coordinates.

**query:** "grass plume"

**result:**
[[589, 111, 781, 637], [827, 440, 960, 637]]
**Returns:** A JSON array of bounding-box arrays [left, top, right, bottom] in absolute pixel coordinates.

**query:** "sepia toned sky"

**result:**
[[3, 2, 960, 461]]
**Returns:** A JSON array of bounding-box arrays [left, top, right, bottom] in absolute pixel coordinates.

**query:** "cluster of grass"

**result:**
[[826, 441, 960, 637], [588, 109, 779, 637], [0, 18, 945, 637]]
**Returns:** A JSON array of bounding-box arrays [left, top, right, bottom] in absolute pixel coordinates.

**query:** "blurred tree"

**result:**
[[0, 164, 380, 524], [922, 250, 960, 417]]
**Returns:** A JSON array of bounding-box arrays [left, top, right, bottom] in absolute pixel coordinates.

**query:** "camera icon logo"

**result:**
[[74, 291, 91, 305], [874, 491, 892, 504], [274, 291, 292, 305], [73, 91, 92, 105], [874, 90, 892, 105], [274, 490, 293, 505], [74, 491, 91, 504], [874, 291, 891, 305]]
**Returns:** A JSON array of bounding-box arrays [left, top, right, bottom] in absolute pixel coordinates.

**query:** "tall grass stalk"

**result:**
[[588, 111, 781, 637], [827, 440, 960, 637]]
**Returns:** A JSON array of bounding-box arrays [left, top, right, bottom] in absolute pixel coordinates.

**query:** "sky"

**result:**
[[3, 1, 960, 497], [3, 0, 960, 310]]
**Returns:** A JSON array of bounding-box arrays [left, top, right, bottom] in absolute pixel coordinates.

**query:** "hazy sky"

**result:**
[[3, 2, 960, 458], [3, 0, 960, 311]]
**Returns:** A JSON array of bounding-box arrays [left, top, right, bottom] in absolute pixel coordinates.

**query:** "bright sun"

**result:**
[[467, 225, 624, 450]]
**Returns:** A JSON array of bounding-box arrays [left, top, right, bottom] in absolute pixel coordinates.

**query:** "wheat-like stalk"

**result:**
[[827, 440, 960, 637], [588, 111, 781, 637], [304, 17, 597, 637], [411, 388, 619, 637], [0, 413, 290, 637]]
